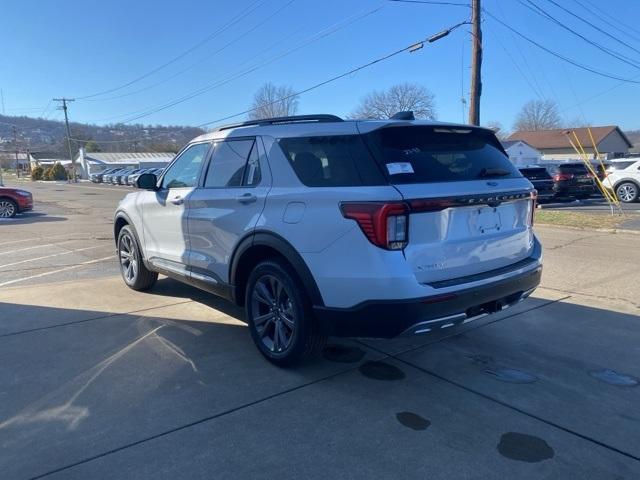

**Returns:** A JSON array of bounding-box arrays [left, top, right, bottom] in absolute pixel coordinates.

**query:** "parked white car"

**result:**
[[113, 113, 542, 365], [603, 158, 640, 203]]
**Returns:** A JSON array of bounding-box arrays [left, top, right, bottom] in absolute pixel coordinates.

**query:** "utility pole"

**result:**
[[13, 126, 20, 178], [53, 97, 76, 182], [468, 0, 482, 126]]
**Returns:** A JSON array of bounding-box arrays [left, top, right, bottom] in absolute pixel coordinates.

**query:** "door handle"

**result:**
[[235, 193, 257, 204], [170, 196, 184, 205]]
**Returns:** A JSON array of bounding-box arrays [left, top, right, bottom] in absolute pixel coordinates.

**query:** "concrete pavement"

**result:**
[[0, 180, 639, 479]]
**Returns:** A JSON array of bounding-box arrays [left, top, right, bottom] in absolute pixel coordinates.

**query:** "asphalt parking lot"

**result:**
[[1, 181, 639, 479]]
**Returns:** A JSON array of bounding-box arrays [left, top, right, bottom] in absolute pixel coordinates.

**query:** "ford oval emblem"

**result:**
[[487, 181, 498, 187]]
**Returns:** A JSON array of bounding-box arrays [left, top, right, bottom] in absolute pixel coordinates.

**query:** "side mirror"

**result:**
[[136, 173, 158, 190]]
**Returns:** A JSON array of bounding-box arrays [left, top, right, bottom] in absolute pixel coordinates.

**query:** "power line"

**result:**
[[485, 27, 544, 100], [518, 0, 640, 71], [83, 0, 297, 103], [98, 3, 386, 125], [70, 19, 470, 144], [483, 8, 640, 85], [388, 0, 469, 6], [579, 0, 640, 41], [543, 0, 640, 56], [196, 20, 471, 128], [573, 0, 640, 42], [75, 0, 268, 100]]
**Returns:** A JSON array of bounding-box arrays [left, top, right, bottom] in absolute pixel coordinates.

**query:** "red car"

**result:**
[[0, 187, 33, 218]]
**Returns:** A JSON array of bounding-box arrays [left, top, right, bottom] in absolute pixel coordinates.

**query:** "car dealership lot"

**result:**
[[1, 181, 639, 479]]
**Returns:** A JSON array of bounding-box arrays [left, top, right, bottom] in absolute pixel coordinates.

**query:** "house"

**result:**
[[500, 140, 542, 166], [75, 149, 175, 179], [507, 126, 632, 161], [0, 152, 30, 173]]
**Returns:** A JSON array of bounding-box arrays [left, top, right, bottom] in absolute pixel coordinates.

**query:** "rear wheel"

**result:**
[[246, 259, 326, 366], [616, 182, 638, 203], [0, 198, 17, 218], [117, 225, 158, 291]]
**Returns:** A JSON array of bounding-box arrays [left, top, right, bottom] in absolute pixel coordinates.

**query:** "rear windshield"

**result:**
[[278, 135, 386, 187], [610, 161, 635, 171], [519, 167, 551, 180], [363, 126, 520, 184], [556, 164, 590, 174]]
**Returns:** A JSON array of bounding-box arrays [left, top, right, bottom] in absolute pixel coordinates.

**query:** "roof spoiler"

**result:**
[[390, 111, 415, 120]]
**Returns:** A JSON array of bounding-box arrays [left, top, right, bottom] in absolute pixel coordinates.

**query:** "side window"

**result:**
[[205, 139, 258, 188], [162, 143, 210, 189], [243, 142, 262, 186]]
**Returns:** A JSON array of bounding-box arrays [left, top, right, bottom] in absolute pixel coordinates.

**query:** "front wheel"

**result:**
[[0, 198, 18, 218], [117, 225, 158, 291], [246, 259, 326, 366], [616, 182, 639, 203]]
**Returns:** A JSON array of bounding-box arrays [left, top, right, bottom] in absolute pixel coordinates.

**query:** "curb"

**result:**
[[535, 223, 640, 235]]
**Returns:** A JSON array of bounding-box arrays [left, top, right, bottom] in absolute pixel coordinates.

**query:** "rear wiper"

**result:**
[[479, 167, 511, 178]]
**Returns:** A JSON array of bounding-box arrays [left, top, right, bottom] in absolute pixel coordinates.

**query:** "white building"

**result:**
[[507, 126, 632, 161], [501, 140, 542, 166], [75, 149, 175, 179]]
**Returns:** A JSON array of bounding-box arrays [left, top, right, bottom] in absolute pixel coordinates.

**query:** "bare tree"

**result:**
[[513, 99, 562, 131], [350, 83, 436, 120], [484, 120, 508, 139], [248, 83, 299, 120]]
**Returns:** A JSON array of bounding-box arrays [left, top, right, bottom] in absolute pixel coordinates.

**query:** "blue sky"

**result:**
[[1, 0, 639, 131]]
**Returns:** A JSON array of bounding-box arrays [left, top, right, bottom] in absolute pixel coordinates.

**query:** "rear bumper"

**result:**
[[314, 262, 542, 338], [553, 183, 596, 196]]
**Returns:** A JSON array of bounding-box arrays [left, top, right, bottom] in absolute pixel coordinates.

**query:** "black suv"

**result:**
[[518, 166, 554, 201], [546, 163, 596, 200]]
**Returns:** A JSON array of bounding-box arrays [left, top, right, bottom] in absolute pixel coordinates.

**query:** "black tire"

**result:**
[[245, 259, 326, 367], [0, 198, 18, 218], [615, 182, 639, 203], [117, 225, 158, 291]]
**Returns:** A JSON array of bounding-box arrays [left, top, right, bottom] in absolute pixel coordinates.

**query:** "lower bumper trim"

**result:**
[[314, 265, 542, 338]]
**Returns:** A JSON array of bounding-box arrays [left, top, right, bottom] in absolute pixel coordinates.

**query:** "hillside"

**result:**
[[0, 114, 205, 155]]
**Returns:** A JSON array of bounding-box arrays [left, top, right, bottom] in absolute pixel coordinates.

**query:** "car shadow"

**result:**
[[142, 276, 246, 321], [0, 211, 67, 225]]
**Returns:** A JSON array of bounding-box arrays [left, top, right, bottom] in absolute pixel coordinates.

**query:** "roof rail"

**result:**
[[215, 114, 343, 132]]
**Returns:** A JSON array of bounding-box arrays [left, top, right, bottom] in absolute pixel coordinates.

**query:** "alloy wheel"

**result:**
[[251, 275, 296, 353], [0, 201, 16, 218], [119, 233, 138, 283], [617, 184, 637, 203]]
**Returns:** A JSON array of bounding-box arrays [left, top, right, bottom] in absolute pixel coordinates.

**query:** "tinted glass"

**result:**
[[243, 142, 262, 186], [364, 126, 520, 184], [557, 164, 590, 174], [519, 167, 551, 180], [278, 135, 386, 187], [162, 142, 209, 189], [610, 161, 635, 170], [205, 139, 255, 188]]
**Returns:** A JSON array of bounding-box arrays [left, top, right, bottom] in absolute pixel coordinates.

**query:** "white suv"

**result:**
[[603, 158, 640, 203], [114, 114, 542, 365]]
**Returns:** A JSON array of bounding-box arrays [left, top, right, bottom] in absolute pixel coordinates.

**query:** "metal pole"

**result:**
[[13, 125, 19, 178], [468, 0, 482, 126], [54, 98, 76, 182]]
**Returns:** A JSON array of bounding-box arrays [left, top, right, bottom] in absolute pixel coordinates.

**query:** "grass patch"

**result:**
[[535, 209, 624, 230]]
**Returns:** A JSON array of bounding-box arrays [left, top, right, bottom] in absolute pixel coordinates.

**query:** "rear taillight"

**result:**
[[341, 202, 409, 250], [553, 173, 574, 181], [529, 190, 537, 226]]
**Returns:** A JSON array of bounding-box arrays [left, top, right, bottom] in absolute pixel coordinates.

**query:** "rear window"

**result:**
[[610, 161, 636, 171], [519, 167, 551, 180], [278, 135, 386, 187], [556, 164, 590, 174], [363, 126, 520, 184]]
